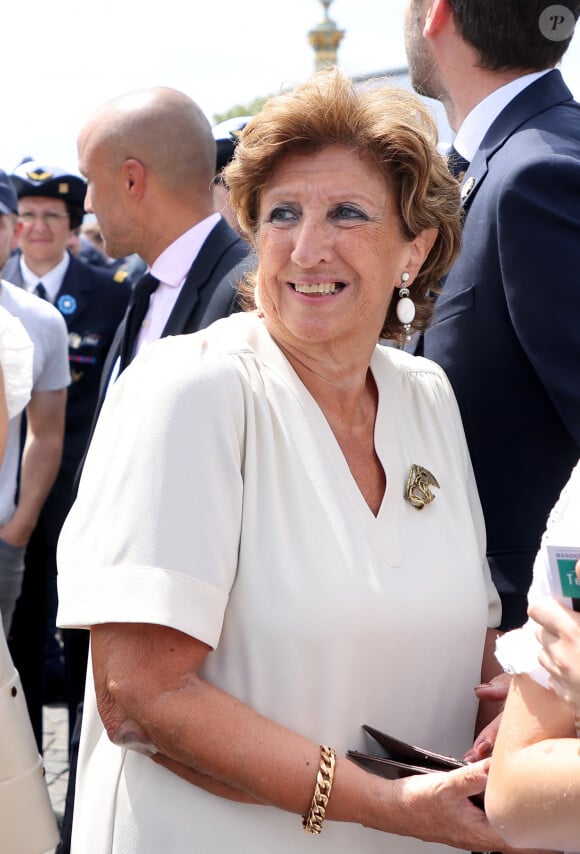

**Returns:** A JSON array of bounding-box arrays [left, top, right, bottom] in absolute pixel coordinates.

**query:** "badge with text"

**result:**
[[547, 545, 580, 602]]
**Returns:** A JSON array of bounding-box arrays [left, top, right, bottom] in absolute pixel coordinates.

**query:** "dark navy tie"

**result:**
[[34, 282, 48, 300], [119, 273, 159, 372]]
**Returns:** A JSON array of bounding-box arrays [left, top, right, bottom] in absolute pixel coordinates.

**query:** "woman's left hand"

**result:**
[[464, 710, 502, 762], [530, 589, 580, 718], [468, 631, 510, 761]]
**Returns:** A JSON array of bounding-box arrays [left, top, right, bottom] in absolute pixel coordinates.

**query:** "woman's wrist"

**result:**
[[302, 745, 336, 833]]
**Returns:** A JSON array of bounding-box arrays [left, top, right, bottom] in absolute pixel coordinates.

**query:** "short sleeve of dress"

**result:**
[[0, 304, 33, 419], [57, 331, 246, 648]]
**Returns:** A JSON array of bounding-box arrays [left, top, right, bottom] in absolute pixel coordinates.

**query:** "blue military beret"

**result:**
[[212, 116, 251, 174], [11, 161, 87, 228], [0, 169, 18, 215], [11, 161, 86, 209]]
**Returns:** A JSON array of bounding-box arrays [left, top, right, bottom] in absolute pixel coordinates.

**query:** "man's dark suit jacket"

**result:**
[[409, 70, 580, 629], [97, 217, 252, 405], [2, 251, 131, 534]]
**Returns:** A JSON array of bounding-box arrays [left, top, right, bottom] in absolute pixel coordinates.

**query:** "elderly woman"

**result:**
[[57, 69, 507, 854], [486, 463, 580, 852]]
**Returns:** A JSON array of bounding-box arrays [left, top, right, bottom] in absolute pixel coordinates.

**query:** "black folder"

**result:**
[[347, 724, 463, 780], [347, 724, 483, 809]]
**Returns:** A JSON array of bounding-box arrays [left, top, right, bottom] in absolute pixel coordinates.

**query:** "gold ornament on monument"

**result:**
[[308, 0, 345, 70]]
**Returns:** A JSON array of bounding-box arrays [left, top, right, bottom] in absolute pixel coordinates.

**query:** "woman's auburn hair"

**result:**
[[225, 66, 462, 342]]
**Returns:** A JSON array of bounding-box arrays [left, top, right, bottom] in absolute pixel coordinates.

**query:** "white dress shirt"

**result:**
[[20, 252, 70, 303], [105, 213, 222, 394], [134, 213, 221, 357], [453, 70, 551, 162]]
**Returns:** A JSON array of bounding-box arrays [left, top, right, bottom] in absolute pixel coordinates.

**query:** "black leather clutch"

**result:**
[[347, 724, 463, 780], [346, 724, 490, 854], [347, 725, 483, 809]]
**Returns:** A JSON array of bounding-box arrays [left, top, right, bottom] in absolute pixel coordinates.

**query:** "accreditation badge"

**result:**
[[547, 545, 580, 609]]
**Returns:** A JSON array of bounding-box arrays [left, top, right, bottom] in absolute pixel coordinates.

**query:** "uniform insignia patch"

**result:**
[[26, 169, 53, 182], [57, 294, 77, 315], [80, 333, 101, 348]]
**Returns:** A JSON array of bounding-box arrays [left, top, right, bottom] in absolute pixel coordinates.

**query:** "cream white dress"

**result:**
[[0, 304, 60, 854], [58, 312, 500, 854]]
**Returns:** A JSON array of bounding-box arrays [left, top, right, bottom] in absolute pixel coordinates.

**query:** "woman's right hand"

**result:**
[[382, 759, 509, 851]]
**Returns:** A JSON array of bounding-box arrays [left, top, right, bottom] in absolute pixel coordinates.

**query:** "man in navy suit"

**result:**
[[2, 163, 132, 748], [404, 0, 580, 630], [78, 86, 251, 400]]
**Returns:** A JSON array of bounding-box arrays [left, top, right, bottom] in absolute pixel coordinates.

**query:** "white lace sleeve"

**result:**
[[495, 460, 580, 689], [495, 618, 549, 688], [0, 304, 34, 419]]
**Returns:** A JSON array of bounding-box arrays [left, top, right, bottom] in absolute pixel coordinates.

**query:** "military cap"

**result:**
[[212, 116, 251, 174], [11, 161, 87, 228], [0, 169, 18, 216]]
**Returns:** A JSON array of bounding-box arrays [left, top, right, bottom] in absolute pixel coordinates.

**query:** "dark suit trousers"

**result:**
[[7, 524, 53, 751]]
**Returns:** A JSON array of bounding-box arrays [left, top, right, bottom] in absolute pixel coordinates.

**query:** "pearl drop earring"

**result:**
[[396, 272, 415, 342]]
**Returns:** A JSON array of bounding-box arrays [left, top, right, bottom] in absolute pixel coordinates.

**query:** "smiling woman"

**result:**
[[57, 67, 507, 854], [228, 70, 459, 344], [16, 197, 73, 275], [252, 146, 430, 361]]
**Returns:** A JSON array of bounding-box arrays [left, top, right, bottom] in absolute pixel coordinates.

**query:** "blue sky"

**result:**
[[3, 0, 580, 173]]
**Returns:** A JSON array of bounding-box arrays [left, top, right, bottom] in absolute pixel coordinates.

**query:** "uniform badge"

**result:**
[[81, 333, 101, 348], [404, 464, 440, 510], [26, 169, 53, 182], [57, 294, 77, 315], [68, 332, 82, 349]]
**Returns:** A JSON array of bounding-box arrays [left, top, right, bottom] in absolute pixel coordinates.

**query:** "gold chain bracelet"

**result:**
[[302, 745, 337, 835]]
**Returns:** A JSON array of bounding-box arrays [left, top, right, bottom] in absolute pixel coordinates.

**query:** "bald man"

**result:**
[[77, 86, 252, 394]]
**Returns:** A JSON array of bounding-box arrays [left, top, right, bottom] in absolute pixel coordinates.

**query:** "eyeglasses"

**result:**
[[18, 211, 70, 226]]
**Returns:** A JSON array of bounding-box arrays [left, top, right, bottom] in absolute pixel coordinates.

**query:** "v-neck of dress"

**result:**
[[249, 318, 403, 567]]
